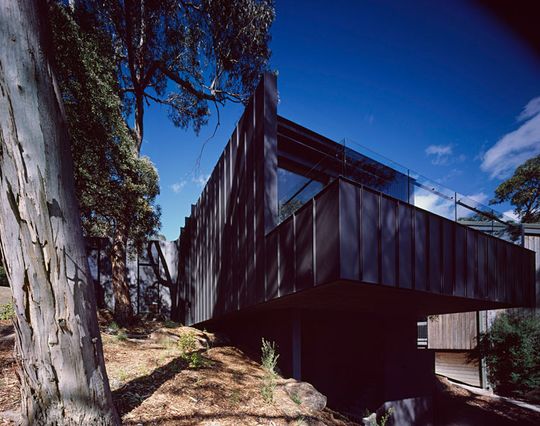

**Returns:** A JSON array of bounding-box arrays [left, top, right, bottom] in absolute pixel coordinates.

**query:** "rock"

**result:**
[[362, 413, 377, 426], [149, 326, 230, 349], [284, 380, 327, 412], [149, 329, 181, 343]]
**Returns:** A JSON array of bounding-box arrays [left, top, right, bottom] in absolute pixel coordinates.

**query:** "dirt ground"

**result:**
[[1, 318, 539, 425], [0, 319, 353, 425], [433, 376, 540, 426]]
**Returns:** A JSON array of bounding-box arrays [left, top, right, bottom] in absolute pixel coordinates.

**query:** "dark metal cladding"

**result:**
[[176, 73, 536, 326]]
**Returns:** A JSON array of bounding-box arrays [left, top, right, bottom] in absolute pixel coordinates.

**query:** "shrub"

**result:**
[[260, 338, 279, 403], [475, 311, 540, 401], [115, 328, 128, 341], [178, 331, 210, 369], [0, 302, 14, 321], [261, 338, 279, 372], [178, 331, 198, 353], [364, 407, 394, 426]]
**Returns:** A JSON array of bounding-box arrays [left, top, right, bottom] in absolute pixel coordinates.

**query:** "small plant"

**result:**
[[290, 392, 302, 405], [229, 390, 241, 406], [260, 338, 279, 403], [378, 407, 394, 426], [115, 328, 128, 341], [117, 368, 130, 382], [261, 338, 279, 372], [178, 331, 198, 353], [109, 321, 120, 332], [0, 302, 14, 321], [178, 331, 210, 369], [293, 415, 308, 425], [364, 407, 393, 426]]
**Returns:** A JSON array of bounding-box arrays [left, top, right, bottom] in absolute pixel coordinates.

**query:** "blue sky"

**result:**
[[141, 0, 540, 240]]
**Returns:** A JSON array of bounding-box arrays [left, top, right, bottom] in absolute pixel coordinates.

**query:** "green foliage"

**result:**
[[365, 407, 394, 426], [261, 338, 279, 372], [0, 302, 14, 321], [107, 321, 127, 340], [474, 312, 540, 401], [491, 155, 540, 223], [115, 328, 128, 341], [178, 332, 198, 353], [378, 407, 394, 426], [289, 392, 301, 405], [260, 338, 279, 403], [278, 199, 304, 223], [178, 332, 210, 369], [83, 0, 275, 140], [48, 3, 160, 250]]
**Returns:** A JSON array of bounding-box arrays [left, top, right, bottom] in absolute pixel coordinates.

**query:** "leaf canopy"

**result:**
[[49, 3, 161, 249], [491, 155, 540, 223]]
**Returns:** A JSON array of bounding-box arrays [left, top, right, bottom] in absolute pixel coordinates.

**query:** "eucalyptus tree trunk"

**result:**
[[0, 1, 119, 424], [111, 224, 134, 324]]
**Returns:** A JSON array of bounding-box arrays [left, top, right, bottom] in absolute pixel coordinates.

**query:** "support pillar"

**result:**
[[292, 311, 302, 380]]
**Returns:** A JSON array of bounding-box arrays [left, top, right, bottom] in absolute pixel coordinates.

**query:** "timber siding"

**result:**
[[524, 232, 540, 307], [435, 352, 481, 387], [428, 312, 478, 350]]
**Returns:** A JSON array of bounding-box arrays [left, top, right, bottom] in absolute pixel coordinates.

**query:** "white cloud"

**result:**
[[517, 96, 540, 122], [481, 96, 540, 179], [425, 144, 453, 165], [171, 180, 186, 193], [502, 209, 520, 222], [193, 174, 210, 188], [414, 192, 455, 219], [467, 192, 488, 205], [170, 174, 211, 193], [426, 145, 452, 156], [413, 191, 489, 220]]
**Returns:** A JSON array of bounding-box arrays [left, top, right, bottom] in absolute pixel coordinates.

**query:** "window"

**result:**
[[277, 168, 323, 222]]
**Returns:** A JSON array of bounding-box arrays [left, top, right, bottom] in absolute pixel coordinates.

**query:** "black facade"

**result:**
[[175, 73, 536, 420], [177, 73, 535, 326]]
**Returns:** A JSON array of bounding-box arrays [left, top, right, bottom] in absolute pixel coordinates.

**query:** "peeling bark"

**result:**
[[111, 224, 133, 324], [0, 1, 119, 424]]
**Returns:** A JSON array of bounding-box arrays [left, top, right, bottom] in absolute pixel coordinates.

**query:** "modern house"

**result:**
[[175, 73, 536, 422]]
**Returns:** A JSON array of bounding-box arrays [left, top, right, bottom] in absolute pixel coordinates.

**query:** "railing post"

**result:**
[[407, 169, 411, 205], [454, 192, 457, 222]]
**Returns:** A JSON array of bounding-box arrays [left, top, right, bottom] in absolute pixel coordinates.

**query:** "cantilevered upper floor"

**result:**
[[177, 73, 535, 326]]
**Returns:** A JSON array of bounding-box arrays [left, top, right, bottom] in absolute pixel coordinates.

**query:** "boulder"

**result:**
[[283, 380, 327, 412], [149, 326, 229, 349]]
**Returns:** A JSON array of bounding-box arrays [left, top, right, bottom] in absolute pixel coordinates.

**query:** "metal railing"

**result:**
[[278, 138, 523, 245]]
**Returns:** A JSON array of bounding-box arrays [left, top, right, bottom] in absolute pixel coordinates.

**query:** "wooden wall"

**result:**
[[428, 312, 478, 350], [524, 233, 540, 307], [435, 352, 481, 387]]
